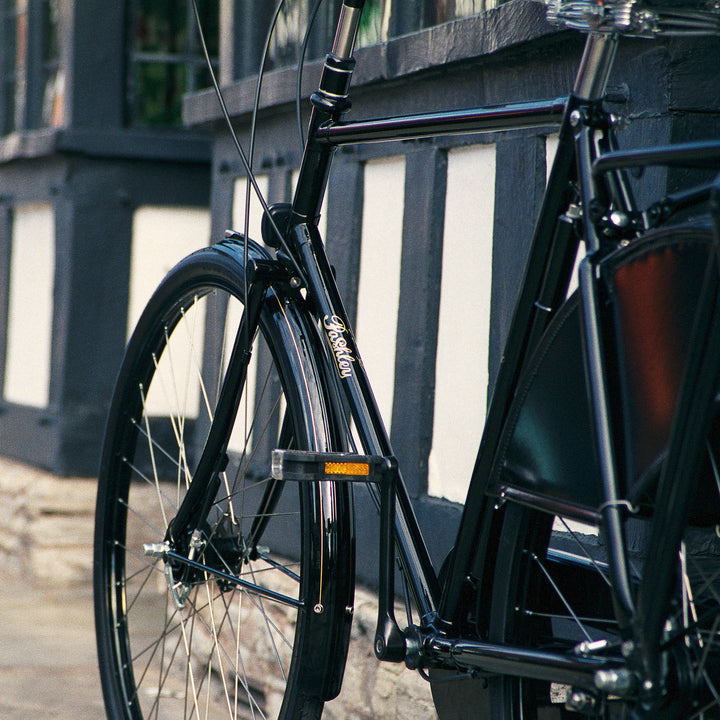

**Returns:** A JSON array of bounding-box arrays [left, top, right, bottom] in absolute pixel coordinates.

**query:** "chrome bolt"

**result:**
[[566, 690, 596, 713], [595, 669, 635, 695], [575, 638, 608, 655], [143, 542, 169, 558]]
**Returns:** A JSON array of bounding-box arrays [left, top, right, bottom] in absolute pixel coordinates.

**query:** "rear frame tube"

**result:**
[[289, 8, 627, 643]]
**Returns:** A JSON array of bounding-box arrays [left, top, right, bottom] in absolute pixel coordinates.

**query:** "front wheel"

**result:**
[[94, 241, 354, 720]]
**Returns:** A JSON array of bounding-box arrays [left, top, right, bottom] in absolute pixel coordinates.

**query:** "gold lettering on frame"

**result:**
[[323, 315, 356, 379]]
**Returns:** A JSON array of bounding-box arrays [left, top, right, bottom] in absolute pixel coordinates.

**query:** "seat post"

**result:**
[[573, 31, 619, 101]]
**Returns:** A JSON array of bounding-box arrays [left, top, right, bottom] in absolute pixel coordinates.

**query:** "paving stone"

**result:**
[[0, 455, 438, 718], [0, 575, 104, 719]]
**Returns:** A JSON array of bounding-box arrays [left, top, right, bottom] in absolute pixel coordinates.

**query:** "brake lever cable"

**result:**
[[296, 0, 327, 149], [191, 0, 305, 281]]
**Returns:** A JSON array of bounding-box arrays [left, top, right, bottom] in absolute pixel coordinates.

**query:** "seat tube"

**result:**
[[573, 30, 636, 629]]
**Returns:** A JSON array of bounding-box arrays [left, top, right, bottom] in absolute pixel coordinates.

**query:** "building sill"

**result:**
[[183, 0, 562, 128], [0, 127, 212, 165]]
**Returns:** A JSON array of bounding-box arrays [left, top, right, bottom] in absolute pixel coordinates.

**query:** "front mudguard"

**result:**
[[214, 234, 356, 700]]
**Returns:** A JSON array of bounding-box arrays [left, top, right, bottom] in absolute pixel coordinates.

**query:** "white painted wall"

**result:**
[[546, 133, 560, 182], [131, 178, 279, 449], [128, 206, 211, 334], [127, 206, 211, 418], [355, 156, 406, 433], [232, 175, 269, 242], [4, 203, 55, 408], [428, 144, 496, 503], [228, 175, 270, 452], [545, 133, 581, 295]]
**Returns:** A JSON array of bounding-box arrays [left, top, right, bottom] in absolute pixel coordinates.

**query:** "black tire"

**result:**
[[487, 227, 720, 719], [487, 502, 720, 718], [487, 505, 611, 719], [94, 241, 353, 720]]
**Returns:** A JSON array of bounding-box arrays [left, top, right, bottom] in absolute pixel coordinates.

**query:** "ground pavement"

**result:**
[[0, 572, 105, 719]]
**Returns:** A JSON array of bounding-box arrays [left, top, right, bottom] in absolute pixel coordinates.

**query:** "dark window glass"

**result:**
[[261, 0, 496, 57], [268, 0, 307, 68], [40, 0, 62, 127], [435, 0, 490, 23], [357, 0, 387, 46], [127, 0, 218, 128], [235, 0, 498, 79], [357, 0, 494, 44], [1, 0, 16, 134], [263, 0, 339, 74]]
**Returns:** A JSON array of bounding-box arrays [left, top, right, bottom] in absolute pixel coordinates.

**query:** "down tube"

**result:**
[[438, 99, 581, 627], [288, 221, 441, 618]]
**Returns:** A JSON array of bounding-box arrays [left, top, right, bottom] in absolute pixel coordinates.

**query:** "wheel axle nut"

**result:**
[[566, 690, 596, 713], [595, 668, 635, 695]]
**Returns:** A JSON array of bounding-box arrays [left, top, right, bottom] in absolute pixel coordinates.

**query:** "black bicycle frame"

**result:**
[[276, 0, 720, 690], [288, 3, 616, 616]]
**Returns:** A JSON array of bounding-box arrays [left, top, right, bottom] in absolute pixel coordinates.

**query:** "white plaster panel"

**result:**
[[232, 175, 269, 243], [428, 144, 496, 503], [4, 203, 55, 408], [546, 133, 581, 295], [128, 206, 211, 418], [128, 206, 211, 335], [355, 156, 406, 432]]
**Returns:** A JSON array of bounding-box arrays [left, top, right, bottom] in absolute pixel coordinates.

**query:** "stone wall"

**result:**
[[0, 455, 437, 719], [328, 592, 438, 720], [0, 456, 95, 583]]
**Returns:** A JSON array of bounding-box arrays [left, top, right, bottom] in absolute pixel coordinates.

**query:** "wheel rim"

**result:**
[[491, 505, 720, 719], [97, 279, 315, 720]]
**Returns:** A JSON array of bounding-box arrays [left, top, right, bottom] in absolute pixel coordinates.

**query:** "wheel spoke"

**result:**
[[528, 550, 595, 644], [163, 550, 303, 609], [95, 258, 346, 720]]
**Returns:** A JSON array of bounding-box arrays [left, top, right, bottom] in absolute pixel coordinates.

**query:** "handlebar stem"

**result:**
[[333, 2, 364, 60]]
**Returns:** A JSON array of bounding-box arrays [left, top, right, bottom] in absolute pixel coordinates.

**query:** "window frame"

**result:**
[[0, 0, 62, 136], [0, 1, 16, 134], [125, 0, 219, 128]]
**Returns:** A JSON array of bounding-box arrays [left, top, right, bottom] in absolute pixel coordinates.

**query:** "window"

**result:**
[[268, 0, 311, 69], [127, 0, 218, 127], [357, 0, 390, 46], [358, 0, 495, 46], [0, 0, 62, 135], [0, 0, 16, 134], [40, 0, 61, 127], [237, 0, 497, 79], [264, 0, 339, 75]]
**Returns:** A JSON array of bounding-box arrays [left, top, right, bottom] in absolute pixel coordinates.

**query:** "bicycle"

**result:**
[[93, 0, 720, 718]]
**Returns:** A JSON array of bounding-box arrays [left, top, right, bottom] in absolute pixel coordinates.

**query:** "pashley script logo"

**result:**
[[323, 315, 355, 379]]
